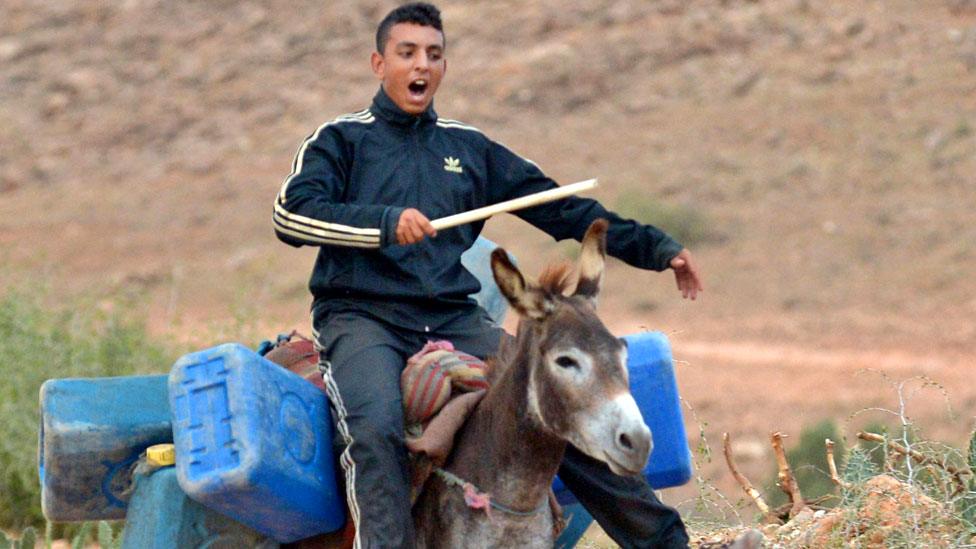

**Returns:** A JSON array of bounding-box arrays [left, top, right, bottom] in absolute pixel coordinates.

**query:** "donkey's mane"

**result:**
[[537, 262, 573, 295]]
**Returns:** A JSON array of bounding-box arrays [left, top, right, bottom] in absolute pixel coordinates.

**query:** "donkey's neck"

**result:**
[[447, 325, 565, 511]]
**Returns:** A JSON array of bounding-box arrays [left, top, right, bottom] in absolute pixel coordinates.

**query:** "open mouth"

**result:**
[[408, 79, 428, 98]]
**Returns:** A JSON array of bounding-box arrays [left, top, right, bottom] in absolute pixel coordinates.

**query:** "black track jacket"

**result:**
[[274, 88, 683, 325]]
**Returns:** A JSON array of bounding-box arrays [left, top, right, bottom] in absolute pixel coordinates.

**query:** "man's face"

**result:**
[[371, 23, 445, 115]]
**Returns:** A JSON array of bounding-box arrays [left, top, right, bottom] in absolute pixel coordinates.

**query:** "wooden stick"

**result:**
[[857, 431, 971, 495], [825, 438, 849, 489], [430, 178, 598, 231], [723, 433, 771, 517], [771, 431, 806, 518]]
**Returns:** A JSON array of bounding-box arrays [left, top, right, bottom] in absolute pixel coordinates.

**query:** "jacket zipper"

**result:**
[[412, 118, 436, 299]]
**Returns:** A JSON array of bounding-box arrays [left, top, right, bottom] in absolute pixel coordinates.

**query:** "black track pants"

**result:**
[[312, 306, 687, 549]]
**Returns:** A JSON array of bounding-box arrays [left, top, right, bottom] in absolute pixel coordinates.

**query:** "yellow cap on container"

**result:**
[[146, 443, 176, 466]]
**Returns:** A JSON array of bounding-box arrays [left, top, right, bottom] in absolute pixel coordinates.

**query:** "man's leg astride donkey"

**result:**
[[559, 446, 689, 548], [312, 304, 505, 548], [312, 309, 416, 548], [313, 301, 689, 548]]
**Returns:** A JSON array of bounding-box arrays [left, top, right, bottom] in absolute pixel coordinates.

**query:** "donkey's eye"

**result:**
[[555, 356, 579, 369]]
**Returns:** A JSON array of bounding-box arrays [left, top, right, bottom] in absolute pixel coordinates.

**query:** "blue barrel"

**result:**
[[627, 331, 692, 487], [121, 466, 276, 549], [460, 236, 512, 326], [168, 344, 345, 543], [38, 375, 172, 521], [552, 331, 691, 545], [554, 502, 595, 549]]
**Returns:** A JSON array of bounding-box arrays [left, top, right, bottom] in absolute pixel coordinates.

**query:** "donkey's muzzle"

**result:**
[[612, 422, 653, 475], [588, 393, 652, 476]]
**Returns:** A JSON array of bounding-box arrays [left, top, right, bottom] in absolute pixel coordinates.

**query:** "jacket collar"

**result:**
[[371, 86, 437, 127]]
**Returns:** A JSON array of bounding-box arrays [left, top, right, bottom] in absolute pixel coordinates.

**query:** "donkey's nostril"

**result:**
[[619, 432, 633, 451]]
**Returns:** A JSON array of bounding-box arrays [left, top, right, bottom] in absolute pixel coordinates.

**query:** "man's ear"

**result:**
[[370, 51, 385, 80]]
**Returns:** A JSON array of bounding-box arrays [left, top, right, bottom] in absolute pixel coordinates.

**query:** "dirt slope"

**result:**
[[2, 0, 975, 514]]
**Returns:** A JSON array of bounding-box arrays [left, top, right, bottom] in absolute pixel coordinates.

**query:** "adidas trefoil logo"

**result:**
[[443, 156, 463, 174]]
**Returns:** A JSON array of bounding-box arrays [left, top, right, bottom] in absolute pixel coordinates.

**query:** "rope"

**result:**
[[433, 467, 547, 518], [117, 455, 166, 500]]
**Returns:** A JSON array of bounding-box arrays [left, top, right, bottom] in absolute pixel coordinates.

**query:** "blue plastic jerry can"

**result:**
[[461, 236, 513, 326], [555, 502, 596, 549], [625, 331, 693, 488], [168, 343, 345, 543], [120, 464, 277, 549], [38, 375, 172, 521]]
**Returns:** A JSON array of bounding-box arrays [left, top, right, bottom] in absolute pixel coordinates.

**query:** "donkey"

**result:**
[[413, 219, 653, 548]]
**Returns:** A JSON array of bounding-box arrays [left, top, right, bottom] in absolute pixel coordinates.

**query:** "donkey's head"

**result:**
[[490, 219, 652, 475]]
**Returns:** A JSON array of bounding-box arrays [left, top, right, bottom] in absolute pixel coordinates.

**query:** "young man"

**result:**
[[274, 3, 702, 547]]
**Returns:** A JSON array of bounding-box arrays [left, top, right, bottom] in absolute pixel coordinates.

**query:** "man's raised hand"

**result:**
[[669, 248, 703, 300], [396, 208, 437, 245]]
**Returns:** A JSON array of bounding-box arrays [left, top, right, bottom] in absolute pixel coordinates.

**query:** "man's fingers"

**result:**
[[668, 249, 704, 300], [673, 265, 702, 300], [396, 208, 434, 245], [419, 212, 436, 237], [410, 222, 425, 242], [688, 271, 702, 300], [398, 226, 420, 245]]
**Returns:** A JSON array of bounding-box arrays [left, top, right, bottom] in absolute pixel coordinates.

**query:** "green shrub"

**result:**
[[834, 429, 976, 546], [614, 191, 718, 247], [968, 426, 976, 473], [959, 428, 976, 529], [69, 522, 92, 549], [0, 526, 35, 549], [763, 419, 846, 508], [97, 520, 123, 549], [840, 446, 879, 487], [858, 422, 891, 455], [0, 289, 177, 531]]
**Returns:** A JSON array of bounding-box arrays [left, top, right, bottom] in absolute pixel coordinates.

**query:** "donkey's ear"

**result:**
[[491, 248, 553, 320], [574, 219, 608, 301]]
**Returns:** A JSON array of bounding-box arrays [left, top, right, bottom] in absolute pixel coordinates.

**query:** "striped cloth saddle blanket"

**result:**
[[263, 334, 490, 503]]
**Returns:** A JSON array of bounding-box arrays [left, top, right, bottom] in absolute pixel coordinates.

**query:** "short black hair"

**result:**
[[375, 2, 444, 53]]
